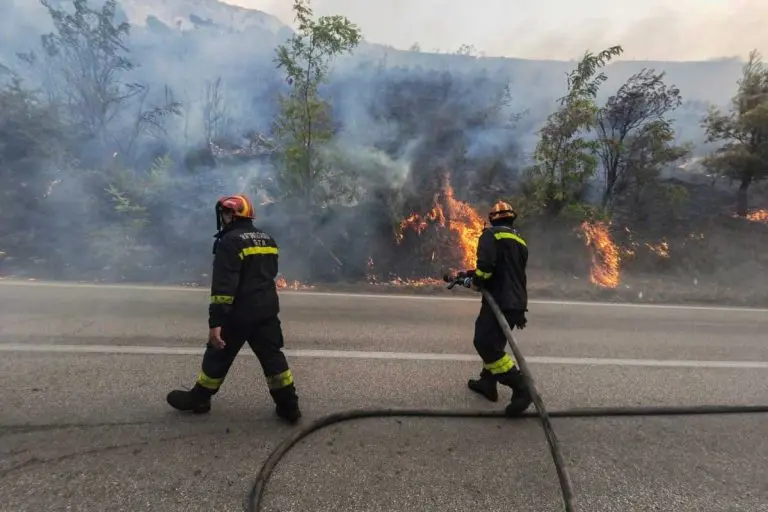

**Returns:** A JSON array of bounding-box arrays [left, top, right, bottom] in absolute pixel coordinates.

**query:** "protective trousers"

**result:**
[[195, 316, 298, 408], [472, 301, 526, 387]]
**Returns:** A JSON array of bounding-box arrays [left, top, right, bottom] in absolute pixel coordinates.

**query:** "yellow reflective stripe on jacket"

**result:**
[[484, 353, 516, 375], [494, 231, 527, 247], [475, 269, 493, 279], [266, 369, 294, 389], [239, 246, 279, 260], [210, 295, 234, 304], [197, 371, 224, 390]]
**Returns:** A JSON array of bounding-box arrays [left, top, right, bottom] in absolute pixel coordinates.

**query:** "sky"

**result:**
[[226, 0, 766, 61]]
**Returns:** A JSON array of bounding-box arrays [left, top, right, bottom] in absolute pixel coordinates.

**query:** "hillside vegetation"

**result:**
[[0, 0, 766, 305]]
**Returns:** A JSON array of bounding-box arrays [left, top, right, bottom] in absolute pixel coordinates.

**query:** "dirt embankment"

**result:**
[[2, 181, 766, 307], [2, 219, 767, 307]]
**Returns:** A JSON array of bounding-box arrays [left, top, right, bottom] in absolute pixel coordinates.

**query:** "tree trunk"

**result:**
[[602, 168, 617, 209], [736, 175, 752, 217]]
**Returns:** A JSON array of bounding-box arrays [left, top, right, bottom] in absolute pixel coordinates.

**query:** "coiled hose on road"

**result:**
[[246, 280, 768, 512]]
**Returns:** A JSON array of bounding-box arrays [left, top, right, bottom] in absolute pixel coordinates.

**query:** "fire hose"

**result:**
[[245, 274, 768, 512]]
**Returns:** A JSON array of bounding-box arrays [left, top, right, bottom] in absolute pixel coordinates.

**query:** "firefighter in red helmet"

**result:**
[[166, 194, 301, 423], [465, 200, 533, 416]]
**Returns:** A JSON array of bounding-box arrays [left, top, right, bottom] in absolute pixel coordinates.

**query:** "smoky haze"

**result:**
[[233, 0, 768, 61], [0, 0, 765, 295]]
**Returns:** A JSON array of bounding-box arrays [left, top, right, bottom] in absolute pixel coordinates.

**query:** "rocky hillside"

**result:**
[[2, 0, 747, 107]]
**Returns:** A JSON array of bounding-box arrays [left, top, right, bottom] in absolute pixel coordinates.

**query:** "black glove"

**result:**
[[515, 312, 527, 330]]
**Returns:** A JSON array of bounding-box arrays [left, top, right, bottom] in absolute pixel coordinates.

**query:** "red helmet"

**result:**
[[216, 194, 255, 219], [215, 194, 255, 231]]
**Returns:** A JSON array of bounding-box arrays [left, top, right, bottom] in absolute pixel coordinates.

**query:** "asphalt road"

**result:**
[[1, 280, 767, 512]]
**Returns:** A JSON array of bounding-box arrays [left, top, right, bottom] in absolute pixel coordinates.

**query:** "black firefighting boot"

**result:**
[[499, 370, 533, 417], [467, 368, 499, 402], [166, 383, 213, 414], [270, 385, 301, 424]]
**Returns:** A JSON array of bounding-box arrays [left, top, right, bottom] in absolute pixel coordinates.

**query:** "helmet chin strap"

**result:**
[[213, 203, 228, 254], [212, 196, 251, 253], [215, 202, 225, 232]]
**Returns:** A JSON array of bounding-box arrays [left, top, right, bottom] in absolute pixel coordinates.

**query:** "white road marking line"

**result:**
[[1, 343, 767, 369], [1, 280, 766, 312]]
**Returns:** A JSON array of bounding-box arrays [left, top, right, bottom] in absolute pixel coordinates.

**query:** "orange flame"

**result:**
[[398, 174, 485, 270], [580, 220, 620, 289], [276, 276, 314, 290], [399, 207, 445, 236], [746, 209, 768, 223], [645, 240, 670, 258], [619, 226, 638, 259]]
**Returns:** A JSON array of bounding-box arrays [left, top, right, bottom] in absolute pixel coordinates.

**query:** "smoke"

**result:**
[[519, 1, 767, 62], [0, 0, 762, 287], [232, 0, 767, 61]]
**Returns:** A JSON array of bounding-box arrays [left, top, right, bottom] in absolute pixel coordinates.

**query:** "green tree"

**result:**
[[0, 77, 66, 259], [613, 120, 691, 225], [596, 68, 689, 211], [29, 0, 142, 141], [455, 44, 481, 57], [273, 0, 362, 211], [703, 49, 768, 216], [19, 0, 180, 163], [526, 45, 624, 216]]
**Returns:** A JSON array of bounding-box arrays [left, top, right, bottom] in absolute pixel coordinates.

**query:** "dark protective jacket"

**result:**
[[208, 218, 280, 328], [473, 223, 528, 311]]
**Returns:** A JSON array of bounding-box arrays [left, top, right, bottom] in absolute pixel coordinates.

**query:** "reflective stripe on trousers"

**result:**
[[266, 369, 294, 389], [196, 370, 224, 390], [484, 353, 516, 375]]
